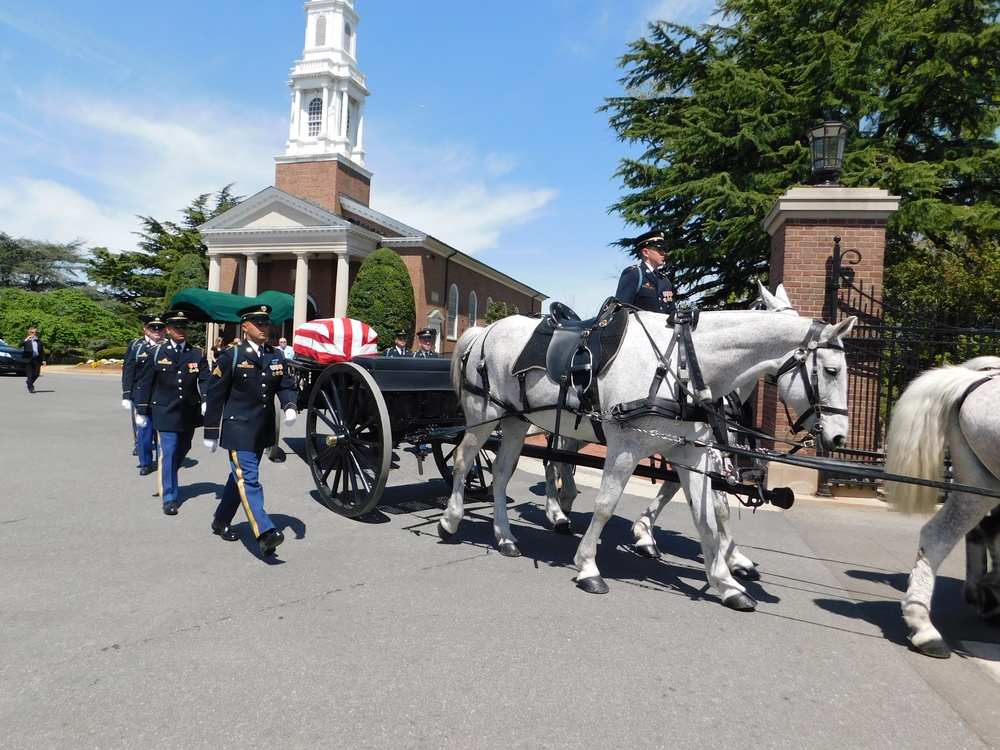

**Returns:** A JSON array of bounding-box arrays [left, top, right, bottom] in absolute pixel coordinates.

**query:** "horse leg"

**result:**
[[964, 519, 988, 606], [438, 421, 497, 540], [903, 492, 997, 657], [631, 481, 678, 559], [972, 507, 1000, 620], [678, 462, 756, 611], [715, 489, 760, 581], [491, 419, 530, 557], [573, 448, 636, 594], [544, 439, 581, 535]]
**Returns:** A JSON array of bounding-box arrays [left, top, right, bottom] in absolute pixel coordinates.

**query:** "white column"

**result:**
[[245, 252, 259, 298], [207, 255, 222, 292], [340, 90, 349, 137], [322, 86, 330, 137], [334, 252, 350, 317], [294, 252, 310, 329]]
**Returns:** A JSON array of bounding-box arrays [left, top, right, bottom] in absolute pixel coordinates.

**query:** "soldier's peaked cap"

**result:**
[[237, 304, 272, 324], [163, 310, 191, 326]]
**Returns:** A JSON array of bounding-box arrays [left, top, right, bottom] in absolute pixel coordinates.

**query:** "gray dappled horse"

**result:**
[[543, 282, 799, 584], [884, 357, 1000, 658], [439, 308, 855, 610]]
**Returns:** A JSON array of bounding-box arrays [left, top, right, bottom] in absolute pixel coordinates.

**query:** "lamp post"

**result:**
[[807, 119, 850, 186]]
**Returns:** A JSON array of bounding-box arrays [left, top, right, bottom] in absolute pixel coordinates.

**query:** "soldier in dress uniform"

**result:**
[[122, 315, 165, 475], [384, 330, 414, 357], [614, 229, 677, 314], [203, 304, 297, 558], [134, 310, 208, 516], [413, 327, 439, 358]]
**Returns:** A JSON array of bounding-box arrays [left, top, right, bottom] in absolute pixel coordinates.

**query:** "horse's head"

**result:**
[[772, 316, 856, 451]]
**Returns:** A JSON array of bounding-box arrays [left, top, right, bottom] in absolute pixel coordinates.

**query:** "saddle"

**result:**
[[512, 297, 627, 394]]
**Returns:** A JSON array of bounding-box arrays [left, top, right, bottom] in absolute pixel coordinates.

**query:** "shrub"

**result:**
[[346, 247, 416, 352]]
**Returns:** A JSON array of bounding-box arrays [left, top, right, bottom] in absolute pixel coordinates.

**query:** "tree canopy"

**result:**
[[346, 247, 416, 351], [0, 232, 86, 291], [604, 0, 1000, 311], [86, 186, 241, 311]]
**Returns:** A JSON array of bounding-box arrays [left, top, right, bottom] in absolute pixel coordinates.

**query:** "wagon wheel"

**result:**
[[306, 362, 392, 517], [432, 433, 497, 501]]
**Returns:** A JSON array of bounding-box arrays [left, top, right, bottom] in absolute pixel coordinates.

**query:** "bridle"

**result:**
[[771, 319, 849, 436]]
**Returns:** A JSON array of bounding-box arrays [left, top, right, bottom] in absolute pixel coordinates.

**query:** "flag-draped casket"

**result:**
[[292, 319, 379, 363]]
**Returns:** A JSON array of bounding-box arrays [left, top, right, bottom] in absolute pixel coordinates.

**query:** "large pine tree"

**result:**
[[604, 0, 1000, 313]]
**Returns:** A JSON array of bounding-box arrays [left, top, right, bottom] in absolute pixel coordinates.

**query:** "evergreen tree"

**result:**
[[0, 233, 86, 291], [604, 0, 1000, 310], [346, 247, 416, 352]]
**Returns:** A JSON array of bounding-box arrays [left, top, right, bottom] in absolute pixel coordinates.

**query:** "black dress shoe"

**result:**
[[139, 464, 154, 476], [132, 447, 138, 456], [258, 529, 284, 557], [211, 519, 238, 541], [162, 501, 179, 515]]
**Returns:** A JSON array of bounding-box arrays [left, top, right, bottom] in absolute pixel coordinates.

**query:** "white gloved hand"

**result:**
[[201, 401, 207, 416], [204, 439, 218, 453], [283, 407, 297, 427], [122, 399, 132, 411], [134, 414, 148, 428]]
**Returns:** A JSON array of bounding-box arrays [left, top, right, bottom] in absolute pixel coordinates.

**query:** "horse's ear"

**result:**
[[827, 316, 857, 340], [774, 284, 792, 309], [757, 281, 780, 310]]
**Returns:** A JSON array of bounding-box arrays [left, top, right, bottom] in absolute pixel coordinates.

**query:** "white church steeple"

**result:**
[[282, 0, 368, 168]]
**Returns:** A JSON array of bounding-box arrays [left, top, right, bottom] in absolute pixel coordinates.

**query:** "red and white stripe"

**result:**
[[292, 318, 379, 364]]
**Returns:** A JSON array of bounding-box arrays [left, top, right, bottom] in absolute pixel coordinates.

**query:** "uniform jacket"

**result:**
[[615, 263, 676, 314], [122, 337, 156, 400], [414, 349, 439, 358], [20, 336, 44, 360], [204, 343, 296, 453], [134, 342, 208, 433], [383, 345, 413, 358]]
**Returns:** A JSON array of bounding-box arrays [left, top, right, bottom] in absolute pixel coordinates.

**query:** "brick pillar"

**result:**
[[274, 155, 372, 214], [759, 187, 899, 489]]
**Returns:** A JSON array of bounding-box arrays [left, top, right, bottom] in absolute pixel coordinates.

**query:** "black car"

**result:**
[[0, 338, 28, 375]]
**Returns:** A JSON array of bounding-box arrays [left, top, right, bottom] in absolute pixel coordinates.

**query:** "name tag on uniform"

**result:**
[[237, 361, 255, 369], [642, 282, 654, 290], [138, 352, 148, 359], [157, 357, 172, 365]]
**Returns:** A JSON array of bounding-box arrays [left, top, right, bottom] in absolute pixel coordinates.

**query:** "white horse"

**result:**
[[884, 358, 1000, 657], [439, 308, 855, 609], [543, 282, 799, 584]]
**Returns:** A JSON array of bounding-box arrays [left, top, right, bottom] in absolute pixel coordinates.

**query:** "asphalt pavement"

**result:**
[[1, 367, 999, 750]]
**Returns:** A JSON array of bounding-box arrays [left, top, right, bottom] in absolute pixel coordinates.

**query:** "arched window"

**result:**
[[344, 23, 355, 55], [308, 97, 322, 137], [447, 284, 459, 339], [315, 15, 327, 47], [468, 291, 478, 328]]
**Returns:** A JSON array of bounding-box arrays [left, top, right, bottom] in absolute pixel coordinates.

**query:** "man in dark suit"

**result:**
[[122, 315, 165, 475], [615, 230, 677, 314], [134, 310, 208, 516], [383, 330, 413, 357], [413, 327, 439, 358], [203, 304, 297, 557], [20, 326, 44, 393]]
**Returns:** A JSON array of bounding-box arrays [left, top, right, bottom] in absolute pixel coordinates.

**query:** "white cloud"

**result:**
[[368, 138, 558, 253]]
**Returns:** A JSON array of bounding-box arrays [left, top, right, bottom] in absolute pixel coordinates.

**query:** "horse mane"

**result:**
[[884, 365, 990, 514], [450, 326, 485, 397]]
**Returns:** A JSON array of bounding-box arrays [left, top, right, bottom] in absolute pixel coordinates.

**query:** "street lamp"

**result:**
[[807, 119, 850, 186]]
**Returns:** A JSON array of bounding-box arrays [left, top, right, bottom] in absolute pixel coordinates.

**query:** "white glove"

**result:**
[[122, 399, 132, 411], [201, 401, 207, 416], [203, 439, 218, 453], [283, 407, 297, 427], [134, 414, 148, 428]]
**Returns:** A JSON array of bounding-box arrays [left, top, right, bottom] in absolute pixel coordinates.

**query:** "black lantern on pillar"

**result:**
[[806, 119, 850, 186]]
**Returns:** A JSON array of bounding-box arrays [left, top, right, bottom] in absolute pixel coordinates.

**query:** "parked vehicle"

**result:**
[[0, 338, 28, 375]]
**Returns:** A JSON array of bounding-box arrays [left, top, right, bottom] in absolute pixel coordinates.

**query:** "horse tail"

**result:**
[[884, 365, 987, 514], [450, 326, 485, 396]]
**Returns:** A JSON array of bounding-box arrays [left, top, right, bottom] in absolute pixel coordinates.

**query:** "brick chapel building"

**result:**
[[198, 0, 545, 353]]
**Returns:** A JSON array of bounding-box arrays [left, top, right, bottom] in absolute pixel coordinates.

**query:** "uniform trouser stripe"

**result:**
[[231, 451, 261, 538], [221, 450, 273, 539]]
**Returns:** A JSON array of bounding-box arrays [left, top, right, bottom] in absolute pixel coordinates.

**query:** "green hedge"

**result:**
[[96, 346, 129, 360]]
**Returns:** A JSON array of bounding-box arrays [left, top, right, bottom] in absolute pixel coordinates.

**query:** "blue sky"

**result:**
[[0, 0, 715, 315]]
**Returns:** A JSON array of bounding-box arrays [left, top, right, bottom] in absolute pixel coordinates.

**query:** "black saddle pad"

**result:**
[[511, 307, 629, 377]]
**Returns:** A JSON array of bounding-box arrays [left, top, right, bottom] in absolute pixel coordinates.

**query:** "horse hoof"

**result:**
[[576, 576, 610, 594], [723, 592, 757, 611], [634, 544, 661, 559], [913, 638, 951, 659], [498, 542, 521, 557], [732, 565, 761, 581], [437, 521, 455, 541], [553, 519, 575, 536]]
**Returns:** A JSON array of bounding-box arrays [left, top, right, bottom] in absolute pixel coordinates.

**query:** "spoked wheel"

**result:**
[[432, 433, 498, 501], [306, 362, 391, 517]]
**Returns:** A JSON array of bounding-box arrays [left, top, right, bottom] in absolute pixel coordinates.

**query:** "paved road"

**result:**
[[2, 368, 999, 749]]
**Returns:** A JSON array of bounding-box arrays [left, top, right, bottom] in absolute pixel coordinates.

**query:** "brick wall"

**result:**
[[275, 158, 371, 213]]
